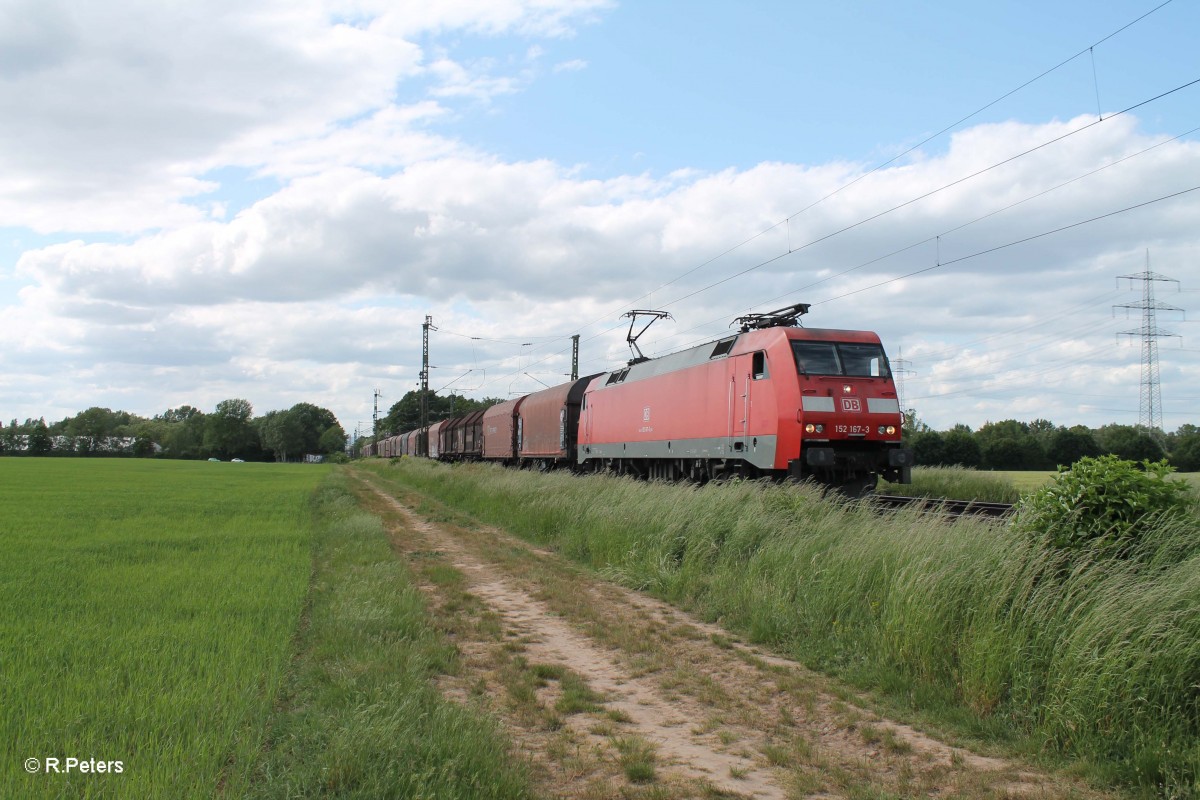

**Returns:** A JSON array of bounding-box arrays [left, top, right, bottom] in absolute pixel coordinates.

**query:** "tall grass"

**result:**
[[0, 459, 324, 799], [366, 458, 1200, 795]]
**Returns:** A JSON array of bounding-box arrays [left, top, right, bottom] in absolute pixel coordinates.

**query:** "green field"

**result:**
[[8, 456, 1199, 797], [1, 459, 326, 798], [1, 458, 533, 800]]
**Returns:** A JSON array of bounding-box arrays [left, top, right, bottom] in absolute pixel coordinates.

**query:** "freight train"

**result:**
[[361, 305, 912, 495]]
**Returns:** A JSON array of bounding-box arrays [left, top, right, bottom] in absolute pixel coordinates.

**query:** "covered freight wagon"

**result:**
[[481, 397, 525, 462], [516, 376, 598, 469]]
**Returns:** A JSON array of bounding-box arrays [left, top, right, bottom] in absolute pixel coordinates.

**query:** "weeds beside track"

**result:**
[[364, 457, 1200, 796]]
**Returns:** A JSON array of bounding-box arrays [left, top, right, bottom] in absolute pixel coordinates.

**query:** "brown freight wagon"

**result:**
[[427, 420, 448, 459], [516, 376, 597, 469], [441, 410, 487, 461], [461, 409, 487, 459], [481, 397, 525, 462]]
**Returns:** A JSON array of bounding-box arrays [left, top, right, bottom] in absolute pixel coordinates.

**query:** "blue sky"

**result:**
[[1, 0, 1197, 436], [438, 2, 1199, 172]]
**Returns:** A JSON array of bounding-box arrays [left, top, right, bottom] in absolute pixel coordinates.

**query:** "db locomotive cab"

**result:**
[[786, 329, 912, 493]]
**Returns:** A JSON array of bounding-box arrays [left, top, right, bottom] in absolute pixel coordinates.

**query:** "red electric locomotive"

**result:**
[[576, 304, 912, 494]]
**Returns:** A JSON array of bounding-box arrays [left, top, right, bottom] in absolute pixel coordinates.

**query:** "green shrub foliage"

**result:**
[[1015, 455, 1193, 558]]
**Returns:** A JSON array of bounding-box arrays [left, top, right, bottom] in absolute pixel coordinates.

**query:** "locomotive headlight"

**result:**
[[805, 423, 815, 433], [878, 425, 896, 435]]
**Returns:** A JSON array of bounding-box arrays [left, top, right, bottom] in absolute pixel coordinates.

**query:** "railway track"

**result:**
[[869, 494, 1015, 518]]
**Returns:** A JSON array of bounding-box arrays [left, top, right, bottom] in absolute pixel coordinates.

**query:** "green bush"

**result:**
[[1014, 455, 1194, 559]]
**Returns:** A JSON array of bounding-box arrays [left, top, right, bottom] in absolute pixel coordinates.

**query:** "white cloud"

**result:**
[[0, 0, 606, 233], [6, 113, 1199, 429]]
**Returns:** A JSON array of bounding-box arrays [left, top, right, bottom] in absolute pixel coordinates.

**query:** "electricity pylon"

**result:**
[[1114, 253, 1183, 434]]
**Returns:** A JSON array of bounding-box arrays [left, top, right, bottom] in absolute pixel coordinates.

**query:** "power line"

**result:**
[[653, 76, 1200, 314], [813, 185, 1200, 307], [639, 117, 1200, 360], [572, 0, 1179, 332], [452, 12, 1198, 395]]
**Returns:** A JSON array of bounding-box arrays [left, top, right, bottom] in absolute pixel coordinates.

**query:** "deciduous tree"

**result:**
[[27, 418, 52, 456], [204, 399, 256, 460]]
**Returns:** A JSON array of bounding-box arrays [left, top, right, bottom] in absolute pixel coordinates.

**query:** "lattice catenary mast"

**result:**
[[420, 315, 437, 431], [372, 389, 382, 438], [571, 334, 580, 381], [1113, 253, 1183, 434]]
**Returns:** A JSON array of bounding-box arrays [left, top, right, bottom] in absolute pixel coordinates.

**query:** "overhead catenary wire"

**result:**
[[813, 184, 1200, 307], [447, 5, 1194, 396], [650, 77, 1200, 316], [508, 0, 1180, 350], [597, 180, 1194, 383], [477, 175, 1198, 394], [638, 119, 1200, 360]]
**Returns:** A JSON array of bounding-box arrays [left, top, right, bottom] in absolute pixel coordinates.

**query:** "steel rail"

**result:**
[[869, 494, 1015, 518]]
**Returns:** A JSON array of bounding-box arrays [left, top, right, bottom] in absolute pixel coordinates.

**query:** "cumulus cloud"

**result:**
[[8, 111, 1199, 427], [0, 0, 607, 233]]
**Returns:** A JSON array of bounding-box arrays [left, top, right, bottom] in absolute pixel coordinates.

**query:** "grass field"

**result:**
[[0, 459, 325, 799], [1, 458, 535, 800]]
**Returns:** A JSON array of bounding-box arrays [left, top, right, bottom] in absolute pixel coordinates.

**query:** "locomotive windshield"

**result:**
[[792, 341, 891, 378]]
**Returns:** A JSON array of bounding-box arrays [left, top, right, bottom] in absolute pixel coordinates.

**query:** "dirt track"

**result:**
[[351, 470, 1101, 799]]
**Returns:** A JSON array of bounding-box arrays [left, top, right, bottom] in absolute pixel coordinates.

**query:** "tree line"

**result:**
[[1, 400, 347, 462], [904, 414, 1200, 472]]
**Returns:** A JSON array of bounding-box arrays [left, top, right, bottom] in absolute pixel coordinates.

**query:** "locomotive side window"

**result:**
[[752, 351, 768, 380], [791, 341, 890, 377]]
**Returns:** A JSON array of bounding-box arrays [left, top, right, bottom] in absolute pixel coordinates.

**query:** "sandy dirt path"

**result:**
[[351, 470, 1105, 800]]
